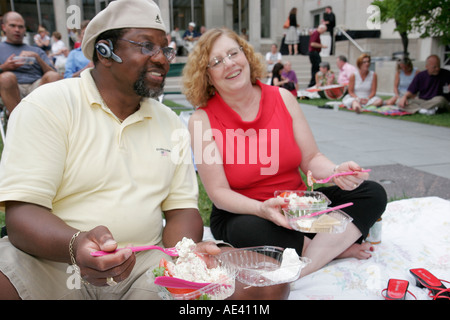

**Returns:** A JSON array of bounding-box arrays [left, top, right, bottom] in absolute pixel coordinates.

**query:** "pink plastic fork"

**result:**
[[314, 169, 371, 184], [301, 202, 353, 219], [90, 245, 178, 257]]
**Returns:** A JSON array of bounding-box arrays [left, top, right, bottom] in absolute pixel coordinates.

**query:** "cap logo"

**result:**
[[155, 14, 162, 24]]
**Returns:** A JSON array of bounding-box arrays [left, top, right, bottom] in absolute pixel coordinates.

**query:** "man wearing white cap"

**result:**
[[182, 22, 200, 53], [0, 0, 218, 299]]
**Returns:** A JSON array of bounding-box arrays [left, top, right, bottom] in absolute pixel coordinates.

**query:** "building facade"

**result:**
[[1, 0, 447, 63]]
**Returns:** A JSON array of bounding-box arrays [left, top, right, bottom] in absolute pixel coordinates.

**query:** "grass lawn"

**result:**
[[299, 97, 450, 128]]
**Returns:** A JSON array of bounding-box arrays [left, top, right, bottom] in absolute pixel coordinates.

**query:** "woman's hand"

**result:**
[[359, 98, 369, 105], [333, 161, 369, 191], [258, 197, 292, 229]]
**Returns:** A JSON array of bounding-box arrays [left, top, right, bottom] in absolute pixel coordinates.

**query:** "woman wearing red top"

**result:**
[[183, 28, 386, 283]]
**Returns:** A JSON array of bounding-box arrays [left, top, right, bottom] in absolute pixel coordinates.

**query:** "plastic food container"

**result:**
[[286, 209, 353, 233], [275, 190, 331, 216], [219, 246, 311, 287], [147, 256, 237, 300], [13, 56, 36, 64]]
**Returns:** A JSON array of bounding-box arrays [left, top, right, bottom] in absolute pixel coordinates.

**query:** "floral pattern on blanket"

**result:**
[[289, 197, 450, 300]]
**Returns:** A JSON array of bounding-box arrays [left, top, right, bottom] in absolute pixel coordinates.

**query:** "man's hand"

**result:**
[[74, 226, 136, 286], [2, 54, 26, 71]]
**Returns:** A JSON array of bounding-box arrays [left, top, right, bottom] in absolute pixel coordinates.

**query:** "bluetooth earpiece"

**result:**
[[95, 39, 122, 63]]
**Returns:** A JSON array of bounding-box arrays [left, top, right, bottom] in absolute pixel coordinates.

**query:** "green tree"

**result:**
[[372, 0, 449, 56], [409, 0, 450, 46]]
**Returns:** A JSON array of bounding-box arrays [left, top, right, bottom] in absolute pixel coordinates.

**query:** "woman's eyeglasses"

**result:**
[[208, 47, 243, 69], [119, 39, 175, 62]]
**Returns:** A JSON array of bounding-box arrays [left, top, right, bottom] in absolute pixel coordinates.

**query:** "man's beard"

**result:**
[[133, 69, 165, 99]]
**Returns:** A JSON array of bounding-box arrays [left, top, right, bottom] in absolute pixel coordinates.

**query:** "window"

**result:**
[[261, 0, 270, 38], [171, 0, 204, 33], [233, 0, 249, 37]]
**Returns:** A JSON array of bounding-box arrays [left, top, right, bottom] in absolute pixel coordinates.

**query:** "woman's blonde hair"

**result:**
[[356, 53, 371, 69], [182, 27, 266, 108], [397, 57, 413, 72]]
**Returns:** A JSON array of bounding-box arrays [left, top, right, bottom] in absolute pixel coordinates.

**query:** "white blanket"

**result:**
[[203, 197, 450, 300]]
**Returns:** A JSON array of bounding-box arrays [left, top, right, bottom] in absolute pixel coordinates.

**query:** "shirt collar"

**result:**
[[80, 69, 153, 122]]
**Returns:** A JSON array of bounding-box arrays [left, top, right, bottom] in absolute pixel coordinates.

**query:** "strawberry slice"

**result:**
[[156, 258, 200, 297]]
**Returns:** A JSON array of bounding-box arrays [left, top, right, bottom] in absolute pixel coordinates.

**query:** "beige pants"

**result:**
[[18, 79, 42, 99], [402, 96, 450, 114], [0, 237, 166, 300]]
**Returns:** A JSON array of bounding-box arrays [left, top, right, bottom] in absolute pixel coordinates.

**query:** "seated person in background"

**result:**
[[336, 55, 357, 86], [183, 28, 387, 285], [33, 25, 51, 54], [0, 11, 60, 114], [265, 43, 282, 75], [271, 62, 297, 96], [167, 33, 177, 63], [170, 26, 184, 56], [281, 60, 299, 91], [342, 53, 383, 113], [64, 20, 93, 78], [182, 22, 200, 53], [398, 55, 450, 115], [315, 61, 336, 87], [49, 31, 69, 75], [385, 57, 419, 106]]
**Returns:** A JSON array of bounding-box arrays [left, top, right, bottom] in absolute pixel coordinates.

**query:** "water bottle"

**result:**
[[367, 218, 382, 244]]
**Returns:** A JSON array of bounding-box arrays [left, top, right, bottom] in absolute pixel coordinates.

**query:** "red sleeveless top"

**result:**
[[202, 81, 306, 201]]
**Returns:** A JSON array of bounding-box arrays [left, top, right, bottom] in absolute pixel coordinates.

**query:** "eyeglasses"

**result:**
[[208, 47, 243, 69], [119, 39, 175, 62]]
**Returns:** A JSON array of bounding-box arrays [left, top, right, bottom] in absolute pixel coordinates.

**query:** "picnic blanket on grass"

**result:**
[[350, 104, 412, 116], [203, 197, 450, 300]]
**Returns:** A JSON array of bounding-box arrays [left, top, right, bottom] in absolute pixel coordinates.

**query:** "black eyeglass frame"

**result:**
[[119, 38, 175, 62]]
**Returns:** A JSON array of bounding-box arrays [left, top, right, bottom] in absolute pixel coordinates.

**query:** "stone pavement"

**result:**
[[166, 93, 450, 201]]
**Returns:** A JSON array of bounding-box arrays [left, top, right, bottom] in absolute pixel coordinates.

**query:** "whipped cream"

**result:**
[[261, 248, 303, 282]]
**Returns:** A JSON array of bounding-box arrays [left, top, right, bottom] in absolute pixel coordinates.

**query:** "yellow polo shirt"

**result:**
[[0, 70, 198, 247]]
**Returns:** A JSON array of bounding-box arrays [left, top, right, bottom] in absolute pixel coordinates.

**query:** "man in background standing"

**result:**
[[308, 24, 327, 87], [322, 6, 336, 55]]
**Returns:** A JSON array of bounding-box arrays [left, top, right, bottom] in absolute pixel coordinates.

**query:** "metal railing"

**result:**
[[335, 26, 369, 54]]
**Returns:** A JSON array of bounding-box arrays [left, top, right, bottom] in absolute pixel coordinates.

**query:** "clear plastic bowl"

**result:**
[[286, 209, 353, 233], [147, 255, 236, 300], [219, 246, 311, 287], [275, 190, 331, 217]]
